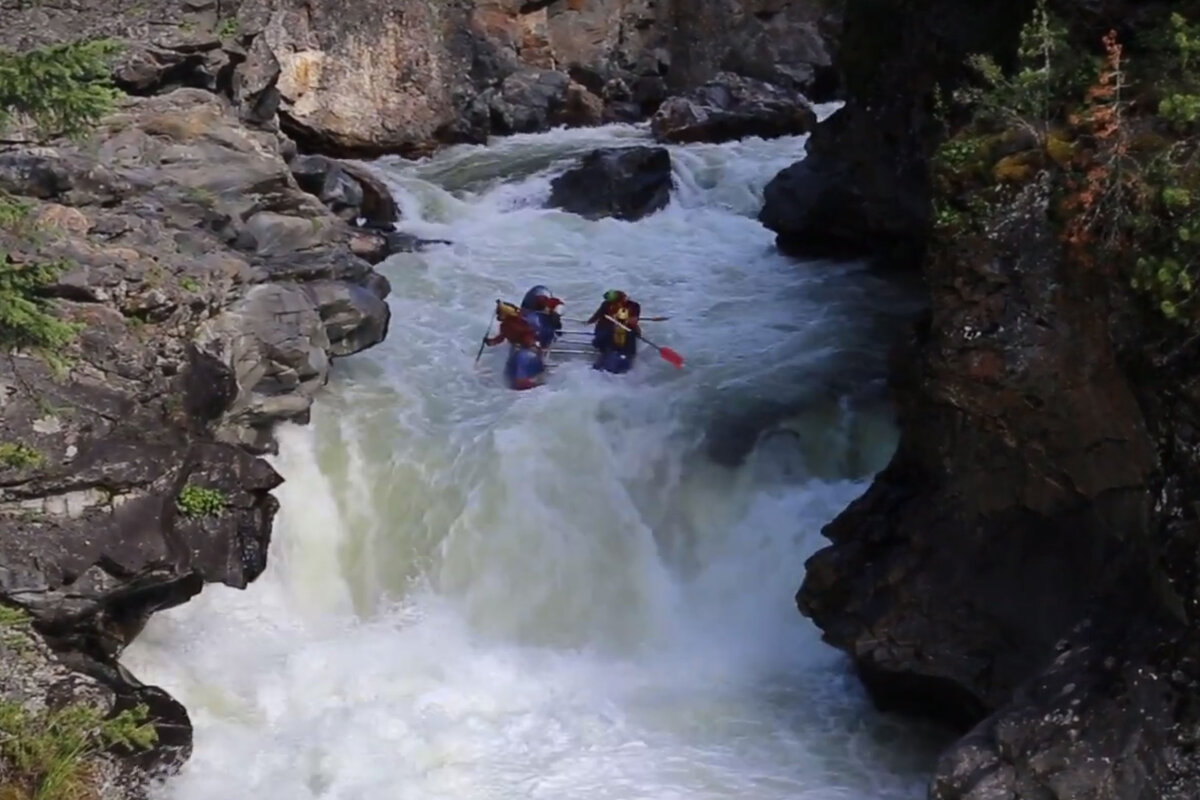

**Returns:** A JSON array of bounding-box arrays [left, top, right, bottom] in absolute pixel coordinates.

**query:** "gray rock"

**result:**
[[547, 146, 673, 222], [651, 72, 817, 144], [0, 87, 389, 795]]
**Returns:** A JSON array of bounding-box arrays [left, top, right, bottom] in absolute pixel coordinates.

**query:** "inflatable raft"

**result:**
[[498, 284, 637, 389]]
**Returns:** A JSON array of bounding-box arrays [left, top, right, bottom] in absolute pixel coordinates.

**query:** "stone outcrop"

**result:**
[[758, 0, 1027, 267], [771, 1, 1200, 798], [546, 146, 673, 221], [1, 0, 841, 157], [650, 72, 817, 144], [0, 613, 191, 799], [0, 86, 391, 792]]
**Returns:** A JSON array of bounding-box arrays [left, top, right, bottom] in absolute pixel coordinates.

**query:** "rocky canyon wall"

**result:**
[[1, 0, 837, 156], [760, 0, 1200, 798]]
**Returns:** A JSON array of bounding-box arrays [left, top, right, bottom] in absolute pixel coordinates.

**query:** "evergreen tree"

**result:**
[[0, 39, 121, 364]]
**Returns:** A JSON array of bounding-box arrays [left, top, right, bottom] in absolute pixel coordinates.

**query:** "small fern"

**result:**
[[176, 483, 226, 518]]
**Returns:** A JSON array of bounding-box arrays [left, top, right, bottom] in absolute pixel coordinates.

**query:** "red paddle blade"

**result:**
[[658, 347, 684, 368]]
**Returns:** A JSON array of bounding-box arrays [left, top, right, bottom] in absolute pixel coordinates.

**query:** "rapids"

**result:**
[[123, 116, 947, 799]]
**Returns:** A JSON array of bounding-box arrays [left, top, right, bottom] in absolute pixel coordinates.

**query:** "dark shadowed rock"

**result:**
[[650, 73, 817, 144], [484, 69, 606, 135], [547, 146, 673, 222], [289, 154, 398, 229], [931, 611, 1200, 800], [790, 3, 1200, 798], [755, 2, 1028, 269], [0, 617, 192, 796], [798, 175, 1158, 727], [759, 159, 888, 260]]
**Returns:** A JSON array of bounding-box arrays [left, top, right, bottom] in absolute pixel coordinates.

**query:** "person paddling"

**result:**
[[587, 289, 641, 351], [484, 300, 540, 350]]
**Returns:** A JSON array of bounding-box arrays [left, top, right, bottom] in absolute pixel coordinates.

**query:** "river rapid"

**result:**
[[123, 116, 947, 799]]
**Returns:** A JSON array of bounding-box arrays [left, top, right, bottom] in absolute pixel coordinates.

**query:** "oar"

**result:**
[[565, 316, 670, 324], [474, 317, 493, 364], [604, 314, 684, 368]]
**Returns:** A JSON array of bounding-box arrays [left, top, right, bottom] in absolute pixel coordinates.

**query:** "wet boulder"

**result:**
[[289, 154, 398, 229], [546, 146, 673, 222], [485, 69, 604, 135], [651, 72, 817, 145]]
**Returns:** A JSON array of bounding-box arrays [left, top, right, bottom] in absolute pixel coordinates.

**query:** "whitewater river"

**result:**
[[123, 117, 946, 799]]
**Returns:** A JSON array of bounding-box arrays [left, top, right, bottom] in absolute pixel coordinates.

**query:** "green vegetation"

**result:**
[[932, 2, 1200, 325], [0, 442, 41, 469], [0, 40, 121, 140], [1, 39, 121, 367], [1, 604, 158, 800], [0, 604, 32, 650], [216, 17, 240, 39], [176, 483, 226, 518], [0, 700, 157, 800]]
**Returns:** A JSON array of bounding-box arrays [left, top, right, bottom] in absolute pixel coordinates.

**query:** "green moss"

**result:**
[[176, 483, 225, 518], [0, 443, 41, 470], [0, 700, 157, 800], [216, 17, 239, 39]]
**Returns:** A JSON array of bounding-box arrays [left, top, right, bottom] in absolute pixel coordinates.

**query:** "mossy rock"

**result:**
[[1130, 130, 1174, 154], [993, 151, 1043, 183], [1044, 133, 1075, 166]]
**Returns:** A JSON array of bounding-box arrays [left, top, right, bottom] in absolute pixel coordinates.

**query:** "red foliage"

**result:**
[[1060, 30, 1138, 269]]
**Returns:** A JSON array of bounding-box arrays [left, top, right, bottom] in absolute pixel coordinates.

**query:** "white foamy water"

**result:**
[[123, 119, 945, 799]]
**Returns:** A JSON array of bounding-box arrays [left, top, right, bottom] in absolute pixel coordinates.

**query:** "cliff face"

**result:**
[[764, 0, 1200, 797], [0, 85, 394, 794]]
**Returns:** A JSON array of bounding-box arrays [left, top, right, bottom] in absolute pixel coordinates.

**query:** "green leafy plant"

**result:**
[[0, 700, 157, 800], [950, 0, 1070, 144], [176, 483, 226, 518], [0, 39, 122, 141], [1, 38, 122, 369], [216, 17, 239, 39], [0, 442, 42, 469]]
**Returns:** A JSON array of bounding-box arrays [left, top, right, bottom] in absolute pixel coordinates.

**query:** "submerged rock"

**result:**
[[650, 73, 817, 145], [547, 146, 673, 222]]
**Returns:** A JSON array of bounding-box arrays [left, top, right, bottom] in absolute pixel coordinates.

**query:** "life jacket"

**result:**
[[500, 314, 538, 348], [611, 304, 636, 347]]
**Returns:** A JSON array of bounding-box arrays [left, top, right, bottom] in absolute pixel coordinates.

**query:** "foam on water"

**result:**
[[123, 119, 944, 799]]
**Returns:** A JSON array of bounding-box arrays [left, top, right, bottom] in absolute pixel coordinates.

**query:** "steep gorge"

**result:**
[[0, 0, 840, 795]]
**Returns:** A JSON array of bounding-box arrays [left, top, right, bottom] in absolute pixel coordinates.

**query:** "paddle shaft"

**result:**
[[604, 314, 663, 352], [474, 318, 492, 363]]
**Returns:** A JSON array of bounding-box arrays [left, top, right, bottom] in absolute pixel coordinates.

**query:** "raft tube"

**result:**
[[590, 335, 638, 376], [593, 347, 636, 374], [503, 345, 546, 390]]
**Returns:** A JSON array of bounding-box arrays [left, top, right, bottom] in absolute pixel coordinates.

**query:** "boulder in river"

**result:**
[[650, 73, 817, 145], [547, 146, 673, 222]]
